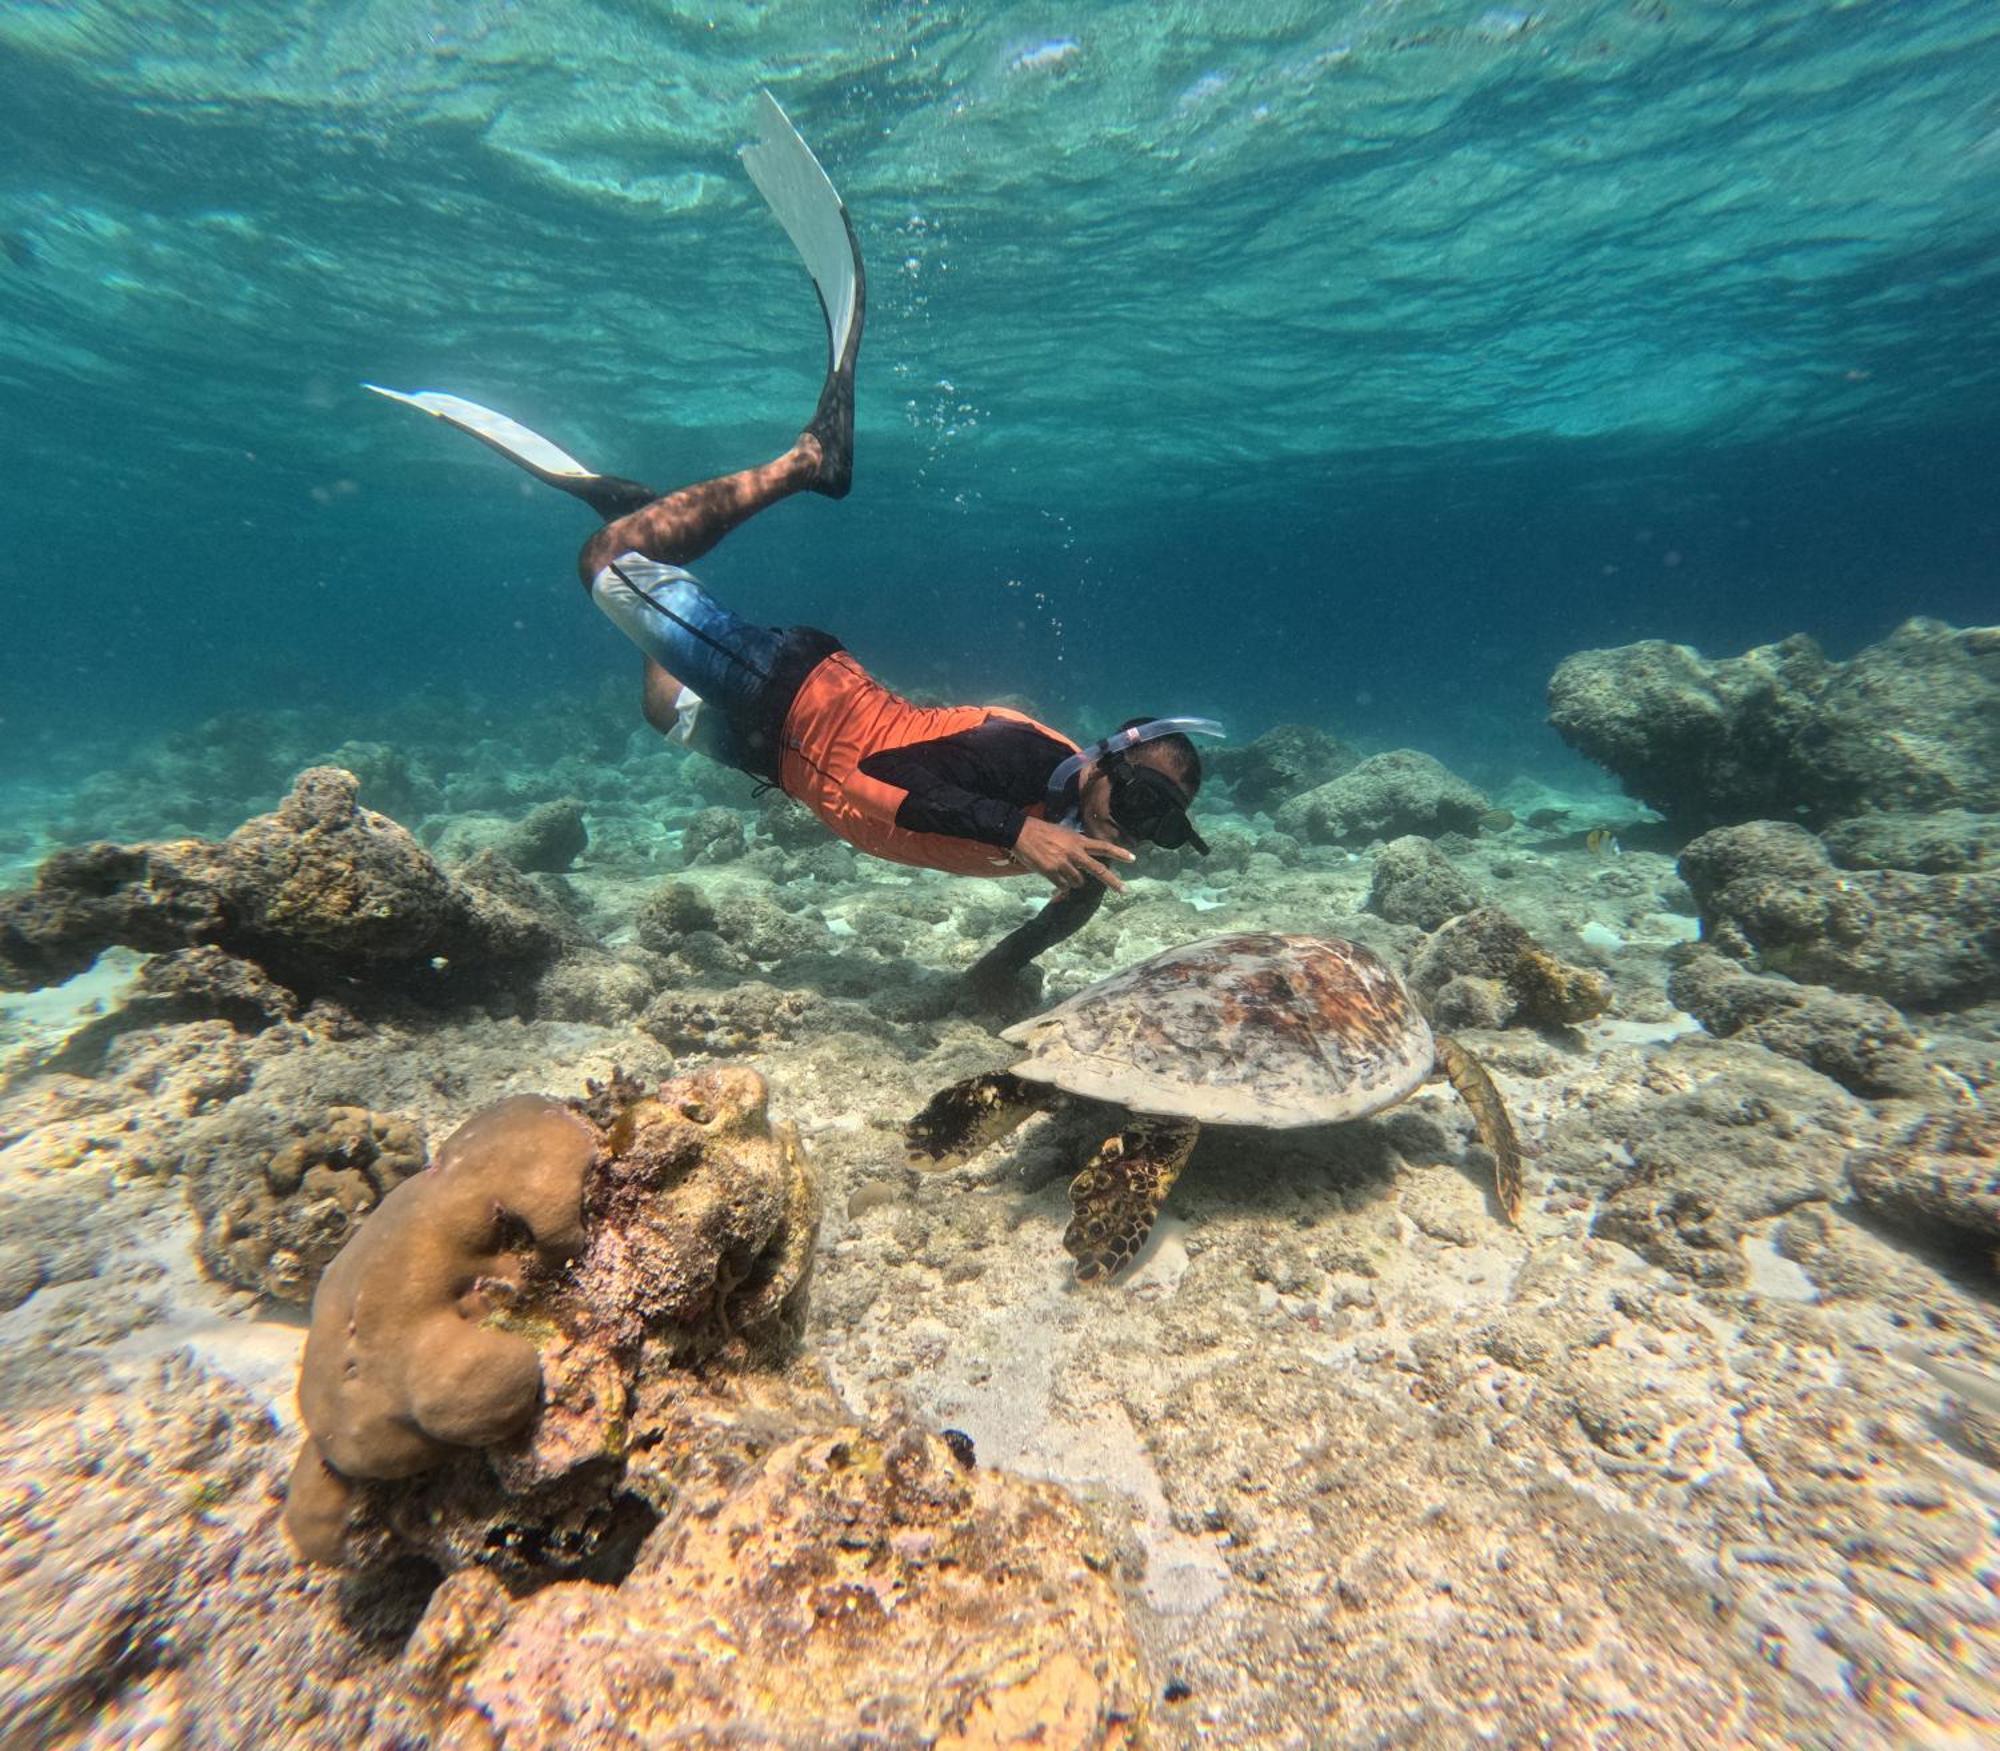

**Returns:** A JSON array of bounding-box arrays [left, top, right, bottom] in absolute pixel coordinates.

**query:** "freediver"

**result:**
[[369, 93, 1220, 1001]]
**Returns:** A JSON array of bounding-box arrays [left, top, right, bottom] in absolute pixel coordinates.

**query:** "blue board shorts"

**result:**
[[588, 553, 840, 781]]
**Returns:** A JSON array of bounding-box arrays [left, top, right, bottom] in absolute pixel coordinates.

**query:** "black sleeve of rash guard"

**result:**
[[856, 719, 1073, 849]]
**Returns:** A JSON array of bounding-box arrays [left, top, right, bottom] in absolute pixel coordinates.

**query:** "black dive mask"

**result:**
[[1107, 757, 1209, 855]]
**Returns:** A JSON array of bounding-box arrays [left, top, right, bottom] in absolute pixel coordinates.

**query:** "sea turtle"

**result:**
[[907, 931, 1524, 1281]]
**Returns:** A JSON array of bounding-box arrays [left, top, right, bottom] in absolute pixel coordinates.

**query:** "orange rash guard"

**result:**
[[776, 651, 1080, 877]]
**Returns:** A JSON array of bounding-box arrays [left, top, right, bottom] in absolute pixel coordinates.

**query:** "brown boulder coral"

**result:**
[[283, 1068, 818, 1571]]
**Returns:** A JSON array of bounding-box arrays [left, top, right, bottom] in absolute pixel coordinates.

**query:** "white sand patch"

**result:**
[[1742, 1231, 1818, 1304]]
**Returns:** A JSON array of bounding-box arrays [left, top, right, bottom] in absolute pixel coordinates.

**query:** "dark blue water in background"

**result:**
[[4, 2, 1997, 801]]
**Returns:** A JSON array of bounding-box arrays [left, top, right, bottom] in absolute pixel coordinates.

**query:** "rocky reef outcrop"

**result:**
[[495, 798, 588, 874], [1846, 1108, 1999, 1249], [1366, 834, 1481, 930], [1275, 749, 1489, 846], [1678, 820, 2000, 1010], [1408, 906, 1609, 1031], [1666, 952, 1931, 1101], [1207, 723, 1356, 814], [285, 1067, 818, 1570], [0, 768, 625, 1014], [1548, 618, 2000, 831]]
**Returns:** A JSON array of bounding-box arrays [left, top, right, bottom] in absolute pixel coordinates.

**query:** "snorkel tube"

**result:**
[[1045, 716, 1226, 839]]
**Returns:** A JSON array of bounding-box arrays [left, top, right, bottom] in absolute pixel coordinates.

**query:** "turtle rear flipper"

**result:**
[[1434, 1035, 1525, 1225], [906, 1072, 1050, 1170], [1064, 1117, 1200, 1283]]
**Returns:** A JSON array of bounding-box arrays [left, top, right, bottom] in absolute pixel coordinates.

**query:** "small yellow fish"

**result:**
[[1479, 809, 1516, 834], [1585, 827, 1622, 858]]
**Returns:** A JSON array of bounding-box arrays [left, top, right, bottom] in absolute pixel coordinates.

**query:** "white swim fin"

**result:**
[[740, 90, 864, 496], [364, 385, 657, 520]]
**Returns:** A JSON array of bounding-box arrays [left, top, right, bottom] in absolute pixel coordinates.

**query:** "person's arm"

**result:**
[[967, 882, 1106, 986], [856, 725, 1132, 889], [854, 755, 1025, 847]]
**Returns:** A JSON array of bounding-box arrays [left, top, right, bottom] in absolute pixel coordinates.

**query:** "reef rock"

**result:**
[[1678, 821, 2000, 1009], [192, 1105, 429, 1304], [495, 798, 588, 874], [428, 1390, 1147, 1750], [1408, 906, 1608, 1030], [680, 804, 748, 866], [268, 1066, 1144, 1746], [133, 944, 299, 1030], [632, 879, 717, 954], [1822, 808, 2000, 874], [0, 768, 587, 1007], [1366, 834, 1481, 930], [641, 982, 812, 1056], [1548, 618, 2000, 831], [1846, 1108, 2000, 1247], [284, 1068, 819, 1572], [0, 1356, 289, 1751], [1666, 952, 1931, 1100], [1208, 723, 1356, 814], [1274, 749, 1489, 846], [1539, 1035, 1872, 1288]]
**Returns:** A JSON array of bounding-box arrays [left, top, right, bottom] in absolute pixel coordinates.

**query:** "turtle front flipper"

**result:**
[[906, 1072, 1051, 1170], [1064, 1118, 1200, 1283], [1434, 1035, 1525, 1225]]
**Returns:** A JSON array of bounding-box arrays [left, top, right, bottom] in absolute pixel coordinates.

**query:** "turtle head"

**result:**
[[905, 1071, 1049, 1170]]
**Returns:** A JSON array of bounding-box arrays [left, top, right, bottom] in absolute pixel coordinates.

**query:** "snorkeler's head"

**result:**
[[1082, 719, 1207, 854]]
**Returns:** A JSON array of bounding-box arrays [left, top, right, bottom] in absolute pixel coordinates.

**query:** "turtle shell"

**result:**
[[1000, 932, 1434, 1127]]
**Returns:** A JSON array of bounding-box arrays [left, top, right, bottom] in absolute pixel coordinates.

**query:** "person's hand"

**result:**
[[1009, 816, 1135, 894]]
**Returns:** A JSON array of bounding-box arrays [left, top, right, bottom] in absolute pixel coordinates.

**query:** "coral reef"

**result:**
[[1274, 749, 1489, 845], [679, 803, 748, 866], [1548, 618, 2000, 831], [1846, 1108, 1999, 1247], [1667, 952, 1932, 1100], [193, 1104, 429, 1303], [1407, 905, 1609, 1030], [1822, 808, 2000, 874], [427, 1390, 1146, 1749], [495, 798, 588, 874], [1207, 723, 1355, 814], [1366, 833, 1481, 929], [1679, 821, 2000, 1009], [8, 695, 2000, 1751], [0, 769, 617, 1013]]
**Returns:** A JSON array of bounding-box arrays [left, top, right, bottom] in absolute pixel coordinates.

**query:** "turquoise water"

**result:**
[[3, 1, 1997, 789]]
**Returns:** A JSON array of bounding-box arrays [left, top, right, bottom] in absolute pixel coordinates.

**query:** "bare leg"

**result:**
[[639, 657, 689, 738], [578, 437, 824, 584]]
